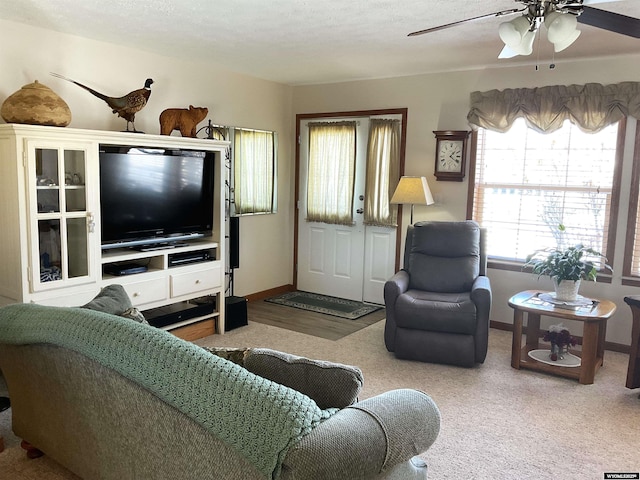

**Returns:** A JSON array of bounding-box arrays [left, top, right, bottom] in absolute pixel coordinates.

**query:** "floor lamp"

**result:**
[[390, 176, 434, 224]]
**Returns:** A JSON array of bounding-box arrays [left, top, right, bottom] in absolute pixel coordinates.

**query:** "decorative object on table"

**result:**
[[159, 105, 208, 137], [543, 323, 577, 361], [1, 80, 71, 126], [536, 292, 597, 314], [433, 130, 470, 181], [523, 225, 612, 301], [50, 73, 153, 132], [527, 349, 581, 367], [390, 176, 434, 224]]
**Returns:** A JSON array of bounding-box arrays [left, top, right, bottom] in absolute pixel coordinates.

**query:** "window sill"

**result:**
[[622, 277, 640, 287], [487, 259, 613, 283]]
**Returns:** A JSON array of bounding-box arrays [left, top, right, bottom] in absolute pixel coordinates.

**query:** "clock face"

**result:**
[[437, 140, 463, 172]]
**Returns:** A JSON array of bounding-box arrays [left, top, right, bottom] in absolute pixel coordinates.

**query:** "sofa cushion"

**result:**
[[201, 346, 250, 366], [407, 221, 480, 293], [396, 290, 477, 335], [244, 348, 363, 409], [82, 284, 148, 324]]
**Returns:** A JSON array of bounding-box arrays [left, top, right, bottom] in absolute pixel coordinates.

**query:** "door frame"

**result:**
[[294, 108, 409, 289]]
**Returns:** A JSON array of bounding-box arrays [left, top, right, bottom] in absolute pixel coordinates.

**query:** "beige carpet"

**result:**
[[1, 320, 639, 479]]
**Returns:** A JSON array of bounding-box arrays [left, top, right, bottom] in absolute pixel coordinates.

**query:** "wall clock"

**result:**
[[433, 130, 471, 181]]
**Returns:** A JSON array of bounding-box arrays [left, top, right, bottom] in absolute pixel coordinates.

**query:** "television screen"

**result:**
[[99, 146, 214, 250]]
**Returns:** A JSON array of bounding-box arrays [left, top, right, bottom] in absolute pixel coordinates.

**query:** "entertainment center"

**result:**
[[0, 123, 228, 339]]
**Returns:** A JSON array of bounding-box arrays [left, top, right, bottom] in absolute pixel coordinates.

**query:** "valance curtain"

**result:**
[[467, 82, 640, 133], [307, 121, 357, 225], [364, 118, 401, 227]]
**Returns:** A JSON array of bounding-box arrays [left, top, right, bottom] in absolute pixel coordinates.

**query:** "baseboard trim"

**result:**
[[243, 296, 631, 353], [490, 320, 630, 354], [244, 284, 295, 303]]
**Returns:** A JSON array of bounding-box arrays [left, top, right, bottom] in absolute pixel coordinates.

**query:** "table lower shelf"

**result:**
[[516, 345, 603, 382]]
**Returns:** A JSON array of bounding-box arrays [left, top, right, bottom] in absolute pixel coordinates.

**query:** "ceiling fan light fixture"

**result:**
[[545, 11, 579, 43], [498, 45, 520, 59], [553, 28, 581, 52], [498, 27, 536, 57], [498, 15, 532, 46], [517, 30, 537, 55]]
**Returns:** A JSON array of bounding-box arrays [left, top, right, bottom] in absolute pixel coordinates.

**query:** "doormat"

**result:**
[[265, 291, 382, 320]]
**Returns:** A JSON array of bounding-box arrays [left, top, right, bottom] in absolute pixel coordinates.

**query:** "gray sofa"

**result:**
[[0, 302, 441, 480]]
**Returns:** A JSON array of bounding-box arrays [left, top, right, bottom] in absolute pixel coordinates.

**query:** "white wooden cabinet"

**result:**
[[0, 124, 228, 337]]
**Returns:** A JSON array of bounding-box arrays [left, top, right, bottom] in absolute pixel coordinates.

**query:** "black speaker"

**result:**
[[229, 216, 240, 269], [225, 295, 247, 331]]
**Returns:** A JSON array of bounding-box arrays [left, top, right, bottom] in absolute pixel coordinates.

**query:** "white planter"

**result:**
[[554, 279, 581, 301]]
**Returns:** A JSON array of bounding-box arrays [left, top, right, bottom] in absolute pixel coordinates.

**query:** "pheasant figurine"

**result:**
[[50, 73, 153, 132]]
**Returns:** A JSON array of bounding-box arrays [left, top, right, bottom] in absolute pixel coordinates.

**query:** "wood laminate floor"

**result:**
[[246, 299, 386, 341]]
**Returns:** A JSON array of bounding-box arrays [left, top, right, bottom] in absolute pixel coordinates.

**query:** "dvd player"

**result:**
[[168, 250, 212, 267], [104, 263, 148, 276]]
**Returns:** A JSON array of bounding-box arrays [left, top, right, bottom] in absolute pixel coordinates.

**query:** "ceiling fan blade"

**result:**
[[408, 8, 522, 37], [578, 6, 640, 38]]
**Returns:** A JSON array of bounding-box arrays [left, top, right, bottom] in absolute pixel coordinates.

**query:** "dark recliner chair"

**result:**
[[384, 220, 491, 367]]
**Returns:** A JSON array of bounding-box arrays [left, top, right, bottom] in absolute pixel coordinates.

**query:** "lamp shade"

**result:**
[[545, 11, 581, 52], [498, 15, 536, 57], [545, 11, 578, 43], [552, 28, 580, 52], [390, 176, 434, 206], [499, 16, 531, 47]]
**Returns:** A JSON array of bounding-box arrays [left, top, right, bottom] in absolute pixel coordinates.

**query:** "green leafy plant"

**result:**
[[523, 226, 612, 283]]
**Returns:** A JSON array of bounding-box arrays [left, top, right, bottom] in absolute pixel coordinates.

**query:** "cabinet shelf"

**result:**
[[36, 185, 85, 189]]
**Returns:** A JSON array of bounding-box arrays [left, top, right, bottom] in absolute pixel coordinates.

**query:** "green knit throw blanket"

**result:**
[[0, 303, 335, 479]]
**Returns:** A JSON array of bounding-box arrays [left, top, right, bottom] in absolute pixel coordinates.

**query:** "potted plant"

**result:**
[[524, 236, 612, 301]]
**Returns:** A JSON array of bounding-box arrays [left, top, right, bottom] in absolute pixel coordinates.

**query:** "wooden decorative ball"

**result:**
[[1, 80, 72, 127]]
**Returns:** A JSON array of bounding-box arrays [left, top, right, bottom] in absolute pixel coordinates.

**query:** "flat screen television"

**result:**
[[99, 145, 215, 250]]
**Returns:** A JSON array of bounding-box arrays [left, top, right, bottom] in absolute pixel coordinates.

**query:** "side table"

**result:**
[[509, 290, 616, 385]]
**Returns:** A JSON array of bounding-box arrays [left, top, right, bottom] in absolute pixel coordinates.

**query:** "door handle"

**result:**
[[356, 208, 364, 214]]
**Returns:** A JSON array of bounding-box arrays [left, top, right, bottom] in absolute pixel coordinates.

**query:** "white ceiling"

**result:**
[[1, 0, 639, 85]]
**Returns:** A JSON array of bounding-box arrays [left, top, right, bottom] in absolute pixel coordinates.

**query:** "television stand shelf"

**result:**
[[0, 124, 228, 339]]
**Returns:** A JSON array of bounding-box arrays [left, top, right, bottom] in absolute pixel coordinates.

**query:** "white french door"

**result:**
[[297, 116, 398, 304]]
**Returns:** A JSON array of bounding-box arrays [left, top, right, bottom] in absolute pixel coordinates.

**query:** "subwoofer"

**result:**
[[225, 295, 247, 331]]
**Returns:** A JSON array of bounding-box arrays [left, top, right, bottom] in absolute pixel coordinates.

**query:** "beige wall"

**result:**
[[0, 19, 295, 299], [293, 55, 640, 346], [2, 16, 639, 346]]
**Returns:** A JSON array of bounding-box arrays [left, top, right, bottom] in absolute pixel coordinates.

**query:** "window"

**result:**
[[469, 117, 623, 270], [306, 121, 357, 225], [364, 118, 401, 227], [623, 123, 640, 283], [232, 128, 277, 215]]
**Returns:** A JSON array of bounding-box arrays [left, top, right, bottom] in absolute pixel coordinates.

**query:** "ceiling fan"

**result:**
[[408, 0, 640, 58]]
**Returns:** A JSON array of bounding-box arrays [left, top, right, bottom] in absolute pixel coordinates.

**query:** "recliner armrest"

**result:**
[[470, 275, 491, 307], [384, 270, 410, 302], [470, 275, 492, 363]]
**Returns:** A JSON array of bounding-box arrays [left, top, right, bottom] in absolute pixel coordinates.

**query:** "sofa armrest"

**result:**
[[281, 389, 440, 480]]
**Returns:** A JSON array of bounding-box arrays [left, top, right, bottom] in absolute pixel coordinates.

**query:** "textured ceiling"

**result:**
[[1, 0, 639, 85]]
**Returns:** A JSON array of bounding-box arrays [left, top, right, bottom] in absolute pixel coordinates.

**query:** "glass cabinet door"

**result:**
[[29, 142, 95, 291]]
